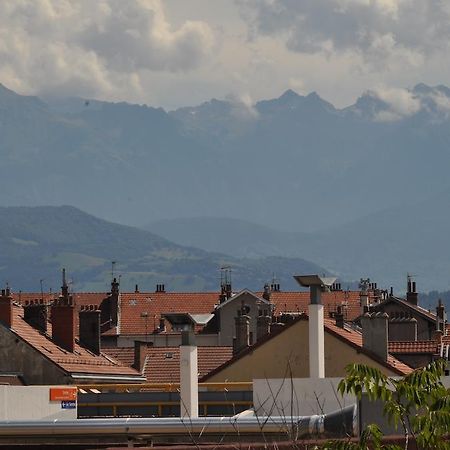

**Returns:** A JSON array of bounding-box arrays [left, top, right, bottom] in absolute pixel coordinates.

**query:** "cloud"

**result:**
[[370, 87, 421, 121], [225, 92, 259, 119], [239, 0, 450, 67], [0, 0, 215, 99]]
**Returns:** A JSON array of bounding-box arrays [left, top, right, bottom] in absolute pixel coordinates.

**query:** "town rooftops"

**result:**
[[12, 289, 367, 336], [3, 305, 144, 382]]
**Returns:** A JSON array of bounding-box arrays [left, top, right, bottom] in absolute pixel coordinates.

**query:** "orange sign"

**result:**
[[49, 387, 77, 401]]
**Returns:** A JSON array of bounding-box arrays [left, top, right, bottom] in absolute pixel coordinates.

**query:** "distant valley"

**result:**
[[0, 206, 324, 292]]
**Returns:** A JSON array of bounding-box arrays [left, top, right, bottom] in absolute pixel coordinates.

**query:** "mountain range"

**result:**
[[2, 82, 450, 290]]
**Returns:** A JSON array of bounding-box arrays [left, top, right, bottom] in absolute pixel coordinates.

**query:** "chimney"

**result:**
[[433, 329, 444, 345], [256, 312, 271, 340], [100, 277, 120, 328], [361, 312, 389, 361], [51, 269, 76, 352], [335, 305, 344, 328], [436, 299, 447, 333], [24, 299, 48, 333], [293, 275, 336, 379], [79, 305, 101, 355], [359, 278, 370, 315], [406, 277, 418, 305], [155, 283, 165, 293], [233, 307, 250, 355], [262, 284, 271, 301], [308, 286, 325, 378], [180, 330, 198, 419], [135, 284, 139, 293], [0, 287, 13, 328], [133, 340, 148, 372]]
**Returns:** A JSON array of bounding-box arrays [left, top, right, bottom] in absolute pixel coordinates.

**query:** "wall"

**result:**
[[206, 320, 400, 382], [218, 292, 269, 346], [0, 324, 70, 385], [253, 377, 356, 416], [391, 352, 433, 369], [0, 386, 77, 420], [117, 333, 219, 348], [378, 302, 434, 340]]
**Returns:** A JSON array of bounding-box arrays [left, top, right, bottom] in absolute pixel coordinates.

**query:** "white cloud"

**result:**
[[239, 0, 450, 67], [0, 0, 215, 100], [369, 87, 421, 121]]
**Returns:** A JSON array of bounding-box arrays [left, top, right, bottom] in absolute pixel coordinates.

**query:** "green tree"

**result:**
[[323, 359, 450, 450]]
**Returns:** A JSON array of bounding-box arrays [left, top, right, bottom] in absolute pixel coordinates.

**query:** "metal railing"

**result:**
[[77, 382, 253, 418]]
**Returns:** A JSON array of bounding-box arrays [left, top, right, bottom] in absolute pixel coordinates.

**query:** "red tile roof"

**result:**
[[7, 305, 142, 379], [103, 346, 233, 383], [389, 341, 437, 354], [13, 290, 364, 336], [119, 290, 363, 335]]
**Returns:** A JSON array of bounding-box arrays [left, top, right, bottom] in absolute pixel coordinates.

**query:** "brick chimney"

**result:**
[[51, 269, 75, 352], [406, 277, 418, 306], [335, 305, 344, 328], [256, 311, 271, 340], [24, 299, 48, 333], [361, 312, 389, 361], [436, 299, 446, 333], [100, 277, 120, 329], [262, 284, 271, 301], [233, 305, 250, 355], [133, 340, 149, 372], [79, 305, 101, 355], [0, 287, 13, 328]]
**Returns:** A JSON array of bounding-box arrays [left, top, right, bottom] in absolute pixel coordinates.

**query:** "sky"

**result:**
[[1, 0, 450, 110]]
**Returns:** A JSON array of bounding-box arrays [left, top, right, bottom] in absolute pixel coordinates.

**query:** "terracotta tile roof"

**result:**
[[119, 292, 221, 335], [267, 291, 362, 321], [14, 290, 364, 336], [12, 292, 107, 307], [103, 346, 233, 383], [389, 341, 437, 354], [7, 305, 142, 379], [119, 290, 363, 335], [201, 316, 412, 381]]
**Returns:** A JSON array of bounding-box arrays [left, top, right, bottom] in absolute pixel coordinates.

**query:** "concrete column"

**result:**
[[180, 331, 198, 419], [309, 303, 325, 379]]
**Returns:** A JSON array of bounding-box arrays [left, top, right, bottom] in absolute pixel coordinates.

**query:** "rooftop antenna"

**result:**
[[39, 279, 45, 301], [111, 261, 116, 282]]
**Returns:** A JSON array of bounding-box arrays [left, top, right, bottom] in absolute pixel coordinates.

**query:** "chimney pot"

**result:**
[[361, 312, 388, 361]]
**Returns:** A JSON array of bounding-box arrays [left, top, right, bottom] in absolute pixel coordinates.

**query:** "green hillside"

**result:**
[[0, 206, 325, 292]]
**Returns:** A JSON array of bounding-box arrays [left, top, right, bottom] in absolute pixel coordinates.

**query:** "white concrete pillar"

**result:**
[[180, 334, 198, 419], [309, 303, 325, 379]]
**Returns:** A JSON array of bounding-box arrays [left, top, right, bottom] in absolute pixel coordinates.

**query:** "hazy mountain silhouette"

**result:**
[[147, 189, 450, 292], [0, 205, 324, 292]]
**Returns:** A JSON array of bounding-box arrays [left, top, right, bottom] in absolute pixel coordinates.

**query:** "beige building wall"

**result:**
[[206, 320, 399, 382], [218, 292, 270, 346]]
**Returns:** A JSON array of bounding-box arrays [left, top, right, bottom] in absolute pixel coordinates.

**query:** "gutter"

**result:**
[[71, 374, 146, 383]]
